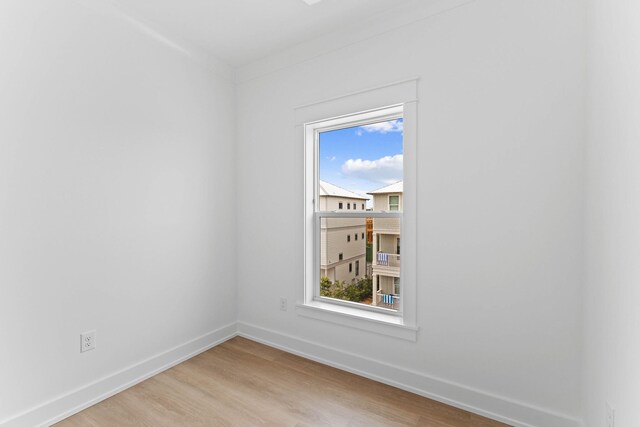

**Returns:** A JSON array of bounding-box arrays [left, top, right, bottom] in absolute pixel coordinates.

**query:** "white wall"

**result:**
[[0, 0, 235, 423], [584, 1, 640, 426], [236, 0, 585, 425]]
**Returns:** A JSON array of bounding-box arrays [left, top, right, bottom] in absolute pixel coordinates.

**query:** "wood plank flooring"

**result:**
[[57, 337, 509, 427]]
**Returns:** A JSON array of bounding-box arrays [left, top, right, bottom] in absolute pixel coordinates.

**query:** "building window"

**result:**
[[302, 84, 418, 339], [339, 202, 343, 209], [347, 235, 351, 242], [389, 195, 400, 211], [349, 263, 353, 273], [339, 253, 343, 261]]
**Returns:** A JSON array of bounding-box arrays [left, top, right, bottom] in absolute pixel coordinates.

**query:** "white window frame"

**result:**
[[296, 78, 418, 342]]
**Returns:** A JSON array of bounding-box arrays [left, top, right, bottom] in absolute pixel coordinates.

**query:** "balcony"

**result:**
[[374, 252, 400, 268], [375, 292, 400, 310]]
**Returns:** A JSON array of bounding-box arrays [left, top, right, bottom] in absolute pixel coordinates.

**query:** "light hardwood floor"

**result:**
[[57, 337, 509, 426]]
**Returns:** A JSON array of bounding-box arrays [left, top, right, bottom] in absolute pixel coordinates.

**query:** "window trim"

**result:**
[[299, 78, 418, 341]]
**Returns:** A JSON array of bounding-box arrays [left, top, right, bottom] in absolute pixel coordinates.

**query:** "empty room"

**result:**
[[0, 0, 638, 426]]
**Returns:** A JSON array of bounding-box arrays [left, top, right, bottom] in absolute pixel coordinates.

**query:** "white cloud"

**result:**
[[326, 156, 336, 161], [358, 119, 403, 135], [341, 154, 403, 184]]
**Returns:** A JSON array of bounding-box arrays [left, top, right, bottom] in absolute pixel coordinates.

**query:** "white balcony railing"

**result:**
[[376, 292, 400, 309], [375, 252, 400, 268]]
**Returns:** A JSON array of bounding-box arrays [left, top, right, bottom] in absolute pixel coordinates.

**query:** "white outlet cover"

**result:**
[[81, 330, 96, 353]]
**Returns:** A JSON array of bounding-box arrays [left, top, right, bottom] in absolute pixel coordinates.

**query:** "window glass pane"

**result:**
[[318, 118, 403, 213], [318, 116, 403, 311], [320, 214, 400, 311]]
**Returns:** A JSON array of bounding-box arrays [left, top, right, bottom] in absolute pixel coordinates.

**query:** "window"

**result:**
[[389, 195, 400, 211], [338, 253, 343, 261], [310, 106, 402, 313], [300, 79, 418, 340], [339, 202, 343, 209]]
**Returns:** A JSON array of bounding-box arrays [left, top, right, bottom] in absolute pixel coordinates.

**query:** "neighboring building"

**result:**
[[319, 181, 367, 284], [368, 181, 402, 308]]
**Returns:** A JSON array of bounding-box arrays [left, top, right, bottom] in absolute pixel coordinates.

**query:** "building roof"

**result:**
[[367, 181, 403, 195], [319, 180, 368, 200]]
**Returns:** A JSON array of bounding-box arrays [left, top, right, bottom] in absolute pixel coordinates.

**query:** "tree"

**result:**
[[320, 276, 372, 303]]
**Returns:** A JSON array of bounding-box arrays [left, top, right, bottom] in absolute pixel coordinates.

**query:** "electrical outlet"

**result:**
[[606, 402, 615, 427], [80, 330, 96, 353], [280, 297, 287, 311]]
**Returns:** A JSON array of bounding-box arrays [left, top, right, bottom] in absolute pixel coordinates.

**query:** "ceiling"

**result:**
[[111, 0, 412, 67]]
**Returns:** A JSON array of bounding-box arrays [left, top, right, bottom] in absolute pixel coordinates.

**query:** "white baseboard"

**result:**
[[1, 323, 238, 427], [237, 321, 582, 427]]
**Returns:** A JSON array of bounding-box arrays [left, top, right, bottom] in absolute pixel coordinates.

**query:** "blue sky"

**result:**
[[319, 118, 403, 204]]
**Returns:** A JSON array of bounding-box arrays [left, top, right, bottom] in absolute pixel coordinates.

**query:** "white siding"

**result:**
[[319, 195, 367, 283], [320, 195, 367, 212]]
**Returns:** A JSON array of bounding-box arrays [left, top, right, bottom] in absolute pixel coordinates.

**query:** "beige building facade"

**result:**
[[369, 181, 402, 309], [319, 181, 367, 284]]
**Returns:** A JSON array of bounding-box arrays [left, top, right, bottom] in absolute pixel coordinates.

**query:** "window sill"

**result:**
[[295, 301, 418, 342]]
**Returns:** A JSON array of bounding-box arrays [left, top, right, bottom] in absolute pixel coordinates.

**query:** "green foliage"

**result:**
[[320, 276, 372, 303]]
